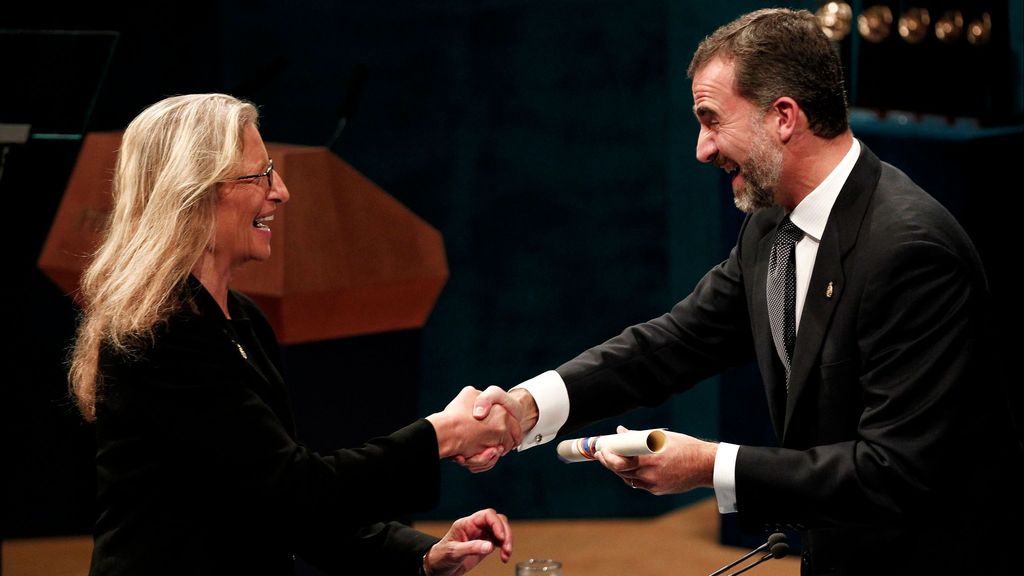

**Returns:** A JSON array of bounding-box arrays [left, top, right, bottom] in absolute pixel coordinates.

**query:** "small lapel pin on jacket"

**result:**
[[825, 281, 834, 299]]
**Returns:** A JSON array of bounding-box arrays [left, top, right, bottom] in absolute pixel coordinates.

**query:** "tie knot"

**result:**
[[776, 217, 803, 245]]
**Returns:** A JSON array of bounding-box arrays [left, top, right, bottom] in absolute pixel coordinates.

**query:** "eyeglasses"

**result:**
[[234, 159, 274, 189]]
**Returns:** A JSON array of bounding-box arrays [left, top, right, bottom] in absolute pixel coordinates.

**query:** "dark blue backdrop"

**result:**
[[5, 1, 1021, 547]]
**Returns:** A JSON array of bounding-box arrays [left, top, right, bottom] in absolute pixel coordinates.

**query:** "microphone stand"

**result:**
[[707, 533, 787, 576], [708, 546, 765, 576], [726, 542, 790, 576], [326, 64, 369, 151]]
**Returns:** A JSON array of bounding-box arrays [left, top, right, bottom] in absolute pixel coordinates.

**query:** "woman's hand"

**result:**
[[423, 508, 513, 576], [426, 387, 523, 471]]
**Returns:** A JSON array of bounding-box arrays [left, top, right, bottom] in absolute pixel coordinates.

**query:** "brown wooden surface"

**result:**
[[415, 498, 799, 576], [3, 498, 798, 575], [2, 535, 92, 576]]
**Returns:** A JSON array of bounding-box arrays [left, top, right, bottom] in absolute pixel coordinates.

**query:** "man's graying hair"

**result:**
[[688, 8, 849, 138]]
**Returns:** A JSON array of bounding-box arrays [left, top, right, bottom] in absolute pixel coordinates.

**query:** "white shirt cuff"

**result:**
[[512, 370, 569, 450], [713, 442, 739, 514]]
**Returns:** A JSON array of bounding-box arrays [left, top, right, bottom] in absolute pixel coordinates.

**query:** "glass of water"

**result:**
[[515, 559, 562, 575]]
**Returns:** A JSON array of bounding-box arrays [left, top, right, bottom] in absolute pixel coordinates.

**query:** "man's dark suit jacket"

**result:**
[[553, 143, 1022, 574], [90, 277, 439, 575]]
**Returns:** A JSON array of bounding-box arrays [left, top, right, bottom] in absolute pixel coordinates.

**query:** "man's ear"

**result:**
[[770, 97, 800, 143]]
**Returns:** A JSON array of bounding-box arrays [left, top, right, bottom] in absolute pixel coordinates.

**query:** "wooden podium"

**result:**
[[37, 132, 449, 344]]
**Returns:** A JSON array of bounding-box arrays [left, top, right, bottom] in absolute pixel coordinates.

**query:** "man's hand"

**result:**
[[594, 426, 718, 495], [424, 508, 513, 576], [426, 387, 522, 472], [473, 387, 536, 434], [451, 386, 538, 472]]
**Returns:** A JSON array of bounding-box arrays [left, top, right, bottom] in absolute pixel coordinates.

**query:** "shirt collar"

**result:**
[[790, 138, 860, 242]]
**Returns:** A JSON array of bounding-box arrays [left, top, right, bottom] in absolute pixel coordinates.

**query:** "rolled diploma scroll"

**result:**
[[556, 429, 668, 463]]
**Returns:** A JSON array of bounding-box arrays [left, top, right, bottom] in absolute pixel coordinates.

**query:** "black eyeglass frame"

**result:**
[[234, 159, 274, 189]]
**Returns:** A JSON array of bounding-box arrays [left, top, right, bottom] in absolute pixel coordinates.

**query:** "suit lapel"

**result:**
[[187, 276, 293, 431], [782, 142, 882, 441], [784, 224, 843, 438], [753, 211, 788, 438]]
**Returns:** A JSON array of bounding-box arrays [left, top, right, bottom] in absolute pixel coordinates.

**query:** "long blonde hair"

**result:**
[[70, 94, 258, 421]]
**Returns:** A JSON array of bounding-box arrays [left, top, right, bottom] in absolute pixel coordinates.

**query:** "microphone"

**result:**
[[326, 63, 369, 149], [708, 532, 786, 576], [726, 541, 790, 576]]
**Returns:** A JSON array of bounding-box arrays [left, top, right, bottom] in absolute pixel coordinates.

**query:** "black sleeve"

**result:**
[[103, 317, 441, 560], [298, 520, 439, 575], [557, 216, 757, 433]]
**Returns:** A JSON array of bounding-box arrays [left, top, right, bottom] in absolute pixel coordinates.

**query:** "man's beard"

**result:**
[[733, 123, 783, 214]]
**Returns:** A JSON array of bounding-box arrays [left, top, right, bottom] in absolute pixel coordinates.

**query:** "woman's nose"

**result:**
[[268, 172, 290, 204]]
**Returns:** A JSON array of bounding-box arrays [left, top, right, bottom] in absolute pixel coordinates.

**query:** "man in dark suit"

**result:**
[[468, 8, 1023, 574]]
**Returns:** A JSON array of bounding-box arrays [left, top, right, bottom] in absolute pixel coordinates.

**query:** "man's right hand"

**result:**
[[475, 386, 537, 430], [449, 387, 539, 472], [426, 387, 522, 473]]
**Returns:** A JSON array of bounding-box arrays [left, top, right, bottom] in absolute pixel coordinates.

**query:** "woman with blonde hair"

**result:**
[[71, 93, 516, 575]]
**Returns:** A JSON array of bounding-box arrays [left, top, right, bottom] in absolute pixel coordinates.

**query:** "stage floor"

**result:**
[[416, 497, 799, 576], [2, 497, 799, 575]]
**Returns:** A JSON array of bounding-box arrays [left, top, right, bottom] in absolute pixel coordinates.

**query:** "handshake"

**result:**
[[425, 386, 537, 473], [419, 385, 717, 574]]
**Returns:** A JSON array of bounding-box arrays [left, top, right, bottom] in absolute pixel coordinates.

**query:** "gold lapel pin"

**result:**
[[825, 281, 834, 299]]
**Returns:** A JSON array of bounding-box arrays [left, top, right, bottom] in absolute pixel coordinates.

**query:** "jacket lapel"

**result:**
[[752, 210, 788, 438], [783, 224, 843, 439], [187, 276, 280, 395], [782, 142, 881, 441]]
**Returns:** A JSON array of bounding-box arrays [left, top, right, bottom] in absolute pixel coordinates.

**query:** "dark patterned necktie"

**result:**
[[767, 217, 803, 384]]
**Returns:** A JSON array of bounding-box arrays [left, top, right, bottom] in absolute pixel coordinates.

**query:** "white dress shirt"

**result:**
[[516, 139, 862, 514]]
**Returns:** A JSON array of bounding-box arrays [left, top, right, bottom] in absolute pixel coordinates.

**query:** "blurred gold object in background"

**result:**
[[816, 2, 853, 41], [858, 5, 893, 43], [898, 7, 931, 44], [934, 10, 964, 43], [966, 12, 992, 45]]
